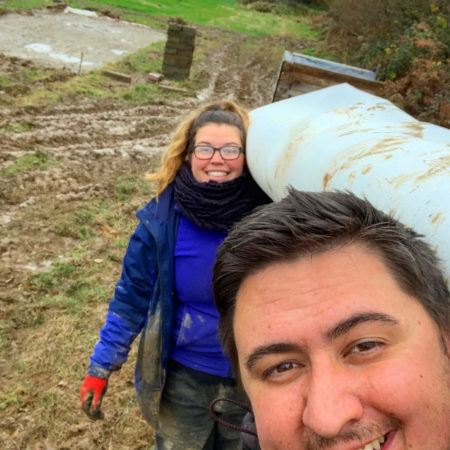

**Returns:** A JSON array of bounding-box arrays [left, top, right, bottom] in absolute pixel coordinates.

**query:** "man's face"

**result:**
[[234, 244, 450, 450]]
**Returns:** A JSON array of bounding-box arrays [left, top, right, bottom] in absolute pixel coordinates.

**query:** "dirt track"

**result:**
[[0, 9, 282, 449]]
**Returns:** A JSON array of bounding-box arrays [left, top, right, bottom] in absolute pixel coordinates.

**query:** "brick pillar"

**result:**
[[162, 22, 196, 81]]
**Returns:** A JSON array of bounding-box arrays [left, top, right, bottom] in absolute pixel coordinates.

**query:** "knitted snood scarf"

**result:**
[[173, 164, 270, 232]]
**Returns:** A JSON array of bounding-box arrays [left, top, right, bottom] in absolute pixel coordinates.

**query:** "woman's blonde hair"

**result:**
[[146, 100, 249, 197]]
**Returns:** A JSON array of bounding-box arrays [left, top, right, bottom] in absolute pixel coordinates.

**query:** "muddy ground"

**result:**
[[0, 8, 282, 450], [2, 6, 447, 449]]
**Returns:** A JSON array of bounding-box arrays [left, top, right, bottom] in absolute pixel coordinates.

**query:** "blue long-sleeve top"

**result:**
[[171, 214, 231, 376]]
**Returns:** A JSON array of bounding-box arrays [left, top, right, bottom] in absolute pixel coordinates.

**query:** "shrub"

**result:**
[[328, 0, 449, 80], [240, 0, 330, 10], [247, 1, 275, 13]]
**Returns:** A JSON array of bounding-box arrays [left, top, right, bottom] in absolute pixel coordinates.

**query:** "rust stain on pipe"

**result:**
[[338, 128, 374, 137], [416, 155, 450, 182], [367, 103, 389, 112], [323, 171, 334, 190], [388, 172, 422, 189], [400, 122, 424, 139], [274, 135, 306, 184], [431, 212, 444, 225]]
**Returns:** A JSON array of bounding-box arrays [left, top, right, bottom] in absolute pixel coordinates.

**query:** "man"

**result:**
[[212, 188, 450, 450]]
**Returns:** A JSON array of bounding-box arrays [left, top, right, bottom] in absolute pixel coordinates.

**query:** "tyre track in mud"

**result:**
[[196, 32, 274, 108], [0, 31, 273, 222], [0, 33, 274, 296], [0, 99, 197, 156], [0, 27, 276, 295], [0, 97, 201, 294], [0, 98, 198, 211]]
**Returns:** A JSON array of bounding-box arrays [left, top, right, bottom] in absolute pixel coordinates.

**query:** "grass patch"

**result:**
[[121, 12, 167, 29], [31, 260, 111, 316], [115, 40, 165, 74], [0, 74, 14, 88], [238, 34, 285, 65], [0, 67, 72, 106], [15, 41, 169, 106], [115, 237, 130, 248], [18, 88, 62, 107], [116, 175, 152, 201], [0, 383, 29, 410], [2, 0, 53, 9], [301, 46, 340, 60], [0, 120, 36, 135], [31, 262, 76, 291], [54, 222, 94, 240], [54, 207, 97, 239], [0, 151, 59, 177], [118, 83, 160, 101], [28, 200, 135, 318], [211, 9, 318, 37], [73, 0, 241, 21], [21, 68, 59, 83]]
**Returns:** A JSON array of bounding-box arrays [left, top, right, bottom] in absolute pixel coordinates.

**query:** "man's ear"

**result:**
[[444, 332, 450, 358]]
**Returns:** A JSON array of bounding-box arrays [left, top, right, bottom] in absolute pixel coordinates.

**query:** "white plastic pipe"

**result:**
[[247, 83, 450, 283]]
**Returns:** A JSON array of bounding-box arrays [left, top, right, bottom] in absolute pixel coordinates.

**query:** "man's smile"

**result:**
[[356, 433, 385, 450]]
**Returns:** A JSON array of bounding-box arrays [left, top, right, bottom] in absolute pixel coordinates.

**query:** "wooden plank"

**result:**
[[101, 70, 132, 83], [281, 62, 383, 94], [158, 83, 189, 94]]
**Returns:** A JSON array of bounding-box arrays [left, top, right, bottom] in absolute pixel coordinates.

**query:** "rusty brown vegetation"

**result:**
[[326, 0, 449, 126]]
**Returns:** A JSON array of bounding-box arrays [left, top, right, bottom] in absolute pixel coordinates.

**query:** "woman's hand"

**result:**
[[80, 376, 108, 420]]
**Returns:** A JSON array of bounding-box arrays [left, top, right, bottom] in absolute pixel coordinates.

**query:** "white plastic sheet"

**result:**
[[248, 83, 450, 282]]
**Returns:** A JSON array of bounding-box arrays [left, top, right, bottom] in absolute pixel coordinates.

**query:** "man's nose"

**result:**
[[302, 363, 364, 438]]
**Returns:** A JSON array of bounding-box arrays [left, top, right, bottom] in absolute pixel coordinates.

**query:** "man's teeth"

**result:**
[[208, 171, 227, 176], [358, 435, 385, 450]]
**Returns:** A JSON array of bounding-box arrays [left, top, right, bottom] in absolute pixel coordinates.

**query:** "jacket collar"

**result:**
[[136, 183, 177, 226]]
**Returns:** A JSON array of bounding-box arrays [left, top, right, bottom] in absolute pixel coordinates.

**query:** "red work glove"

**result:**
[[80, 376, 108, 420]]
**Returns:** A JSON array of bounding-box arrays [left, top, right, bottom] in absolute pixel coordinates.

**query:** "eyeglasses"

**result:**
[[193, 145, 243, 160]]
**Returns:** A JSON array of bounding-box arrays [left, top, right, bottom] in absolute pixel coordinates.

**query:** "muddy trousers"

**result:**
[[156, 360, 246, 450]]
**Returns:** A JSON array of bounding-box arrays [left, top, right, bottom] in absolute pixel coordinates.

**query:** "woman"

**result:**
[[80, 101, 270, 449]]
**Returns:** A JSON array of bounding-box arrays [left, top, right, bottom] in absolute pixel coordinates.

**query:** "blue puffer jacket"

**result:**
[[87, 184, 179, 427]]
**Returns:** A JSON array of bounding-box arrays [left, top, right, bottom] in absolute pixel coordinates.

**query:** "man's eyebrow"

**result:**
[[245, 342, 303, 372], [326, 312, 399, 341], [244, 313, 398, 372]]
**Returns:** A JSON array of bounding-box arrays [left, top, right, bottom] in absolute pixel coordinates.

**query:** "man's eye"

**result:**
[[349, 341, 381, 353], [275, 362, 297, 373], [263, 361, 300, 379]]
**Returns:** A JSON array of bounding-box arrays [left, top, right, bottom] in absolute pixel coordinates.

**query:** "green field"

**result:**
[[3, 0, 318, 38]]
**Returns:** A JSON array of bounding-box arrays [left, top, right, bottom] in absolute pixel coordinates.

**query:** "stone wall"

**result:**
[[162, 23, 196, 81]]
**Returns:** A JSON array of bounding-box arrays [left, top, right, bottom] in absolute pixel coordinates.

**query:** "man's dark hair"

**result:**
[[213, 188, 449, 375]]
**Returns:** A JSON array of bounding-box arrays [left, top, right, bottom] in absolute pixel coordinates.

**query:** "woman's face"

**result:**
[[190, 123, 245, 183]]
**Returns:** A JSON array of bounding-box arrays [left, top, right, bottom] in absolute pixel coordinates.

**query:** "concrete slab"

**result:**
[[0, 9, 166, 73]]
